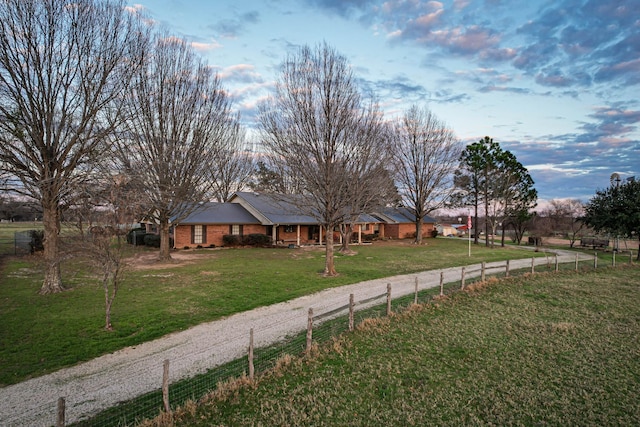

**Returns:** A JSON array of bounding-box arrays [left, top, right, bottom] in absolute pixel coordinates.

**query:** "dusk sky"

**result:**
[[129, 0, 639, 206]]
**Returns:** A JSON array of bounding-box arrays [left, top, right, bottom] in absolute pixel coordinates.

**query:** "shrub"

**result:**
[[243, 233, 272, 246], [223, 235, 240, 246], [143, 234, 161, 248], [431, 229, 439, 238], [126, 228, 146, 246]]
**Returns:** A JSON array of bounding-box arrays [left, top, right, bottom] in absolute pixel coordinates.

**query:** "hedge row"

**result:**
[[222, 233, 272, 247]]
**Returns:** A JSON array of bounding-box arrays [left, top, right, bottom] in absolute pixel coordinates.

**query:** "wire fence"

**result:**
[[31, 251, 638, 426]]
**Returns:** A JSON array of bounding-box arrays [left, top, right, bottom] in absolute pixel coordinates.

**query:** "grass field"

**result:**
[[0, 235, 552, 386], [165, 265, 640, 427]]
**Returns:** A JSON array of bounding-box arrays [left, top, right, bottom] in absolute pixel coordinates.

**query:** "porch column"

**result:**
[[319, 226, 323, 245], [358, 224, 362, 244], [296, 225, 301, 246], [272, 225, 277, 244]]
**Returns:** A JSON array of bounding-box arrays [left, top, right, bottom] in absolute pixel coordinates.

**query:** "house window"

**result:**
[[230, 224, 242, 235], [284, 225, 295, 233], [362, 223, 370, 231], [192, 225, 206, 244]]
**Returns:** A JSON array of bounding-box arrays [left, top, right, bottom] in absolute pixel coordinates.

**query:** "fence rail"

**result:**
[[6, 251, 635, 427]]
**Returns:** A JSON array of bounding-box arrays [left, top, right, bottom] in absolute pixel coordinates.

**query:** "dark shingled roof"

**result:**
[[178, 202, 260, 225], [374, 207, 437, 224], [230, 192, 319, 225]]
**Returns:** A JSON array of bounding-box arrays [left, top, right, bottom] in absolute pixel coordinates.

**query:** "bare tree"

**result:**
[[0, 0, 148, 293], [118, 31, 237, 261], [78, 173, 142, 330], [543, 199, 586, 247], [210, 120, 254, 202], [338, 116, 395, 253], [390, 105, 462, 244], [259, 42, 385, 276]]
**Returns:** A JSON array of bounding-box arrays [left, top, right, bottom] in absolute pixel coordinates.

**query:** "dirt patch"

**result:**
[[128, 251, 215, 270]]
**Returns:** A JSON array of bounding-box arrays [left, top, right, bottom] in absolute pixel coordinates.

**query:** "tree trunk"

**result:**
[[339, 224, 354, 253], [159, 220, 172, 261], [40, 200, 64, 294], [104, 274, 113, 331], [415, 220, 423, 244], [324, 229, 337, 276], [473, 198, 479, 245]]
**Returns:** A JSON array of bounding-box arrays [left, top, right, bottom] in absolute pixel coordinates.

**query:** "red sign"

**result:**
[[467, 215, 472, 230]]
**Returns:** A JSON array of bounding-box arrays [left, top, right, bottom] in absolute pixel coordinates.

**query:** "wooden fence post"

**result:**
[[460, 267, 466, 290], [481, 262, 485, 282], [414, 277, 418, 304], [306, 308, 313, 354], [439, 271, 444, 296], [531, 257, 535, 274], [349, 294, 355, 332], [505, 259, 510, 278], [575, 253, 579, 272], [612, 251, 616, 267], [594, 252, 598, 269], [386, 283, 392, 316], [555, 255, 559, 272], [57, 397, 65, 427], [248, 328, 254, 380], [162, 359, 170, 413]]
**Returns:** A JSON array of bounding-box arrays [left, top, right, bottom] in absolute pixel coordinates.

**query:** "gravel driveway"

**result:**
[[0, 248, 588, 426]]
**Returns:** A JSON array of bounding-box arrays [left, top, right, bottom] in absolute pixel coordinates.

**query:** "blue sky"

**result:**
[[129, 0, 639, 205]]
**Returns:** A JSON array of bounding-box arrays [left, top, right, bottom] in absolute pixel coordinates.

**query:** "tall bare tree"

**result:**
[[259, 42, 386, 276], [0, 0, 148, 294], [390, 105, 461, 244], [339, 116, 395, 253], [210, 120, 254, 202], [118, 31, 237, 260]]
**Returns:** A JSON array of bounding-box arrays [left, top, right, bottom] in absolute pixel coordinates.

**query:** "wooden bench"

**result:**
[[580, 237, 609, 249]]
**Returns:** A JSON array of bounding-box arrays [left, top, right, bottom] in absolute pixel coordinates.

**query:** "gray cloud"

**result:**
[[304, 0, 374, 18], [209, 10, 260, 38]]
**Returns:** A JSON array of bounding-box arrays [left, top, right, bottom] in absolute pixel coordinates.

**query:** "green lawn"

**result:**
[[0, 236, 548, 386], [169, 265, 640, 427]]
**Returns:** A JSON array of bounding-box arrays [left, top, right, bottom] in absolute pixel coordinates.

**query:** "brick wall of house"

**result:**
[[384, 223, 435, 239], [174, 224, 268, 248], [174, 222, 435, 248]]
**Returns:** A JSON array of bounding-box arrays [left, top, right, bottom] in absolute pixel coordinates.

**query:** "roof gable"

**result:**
[[229, 192, 319, 225]]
